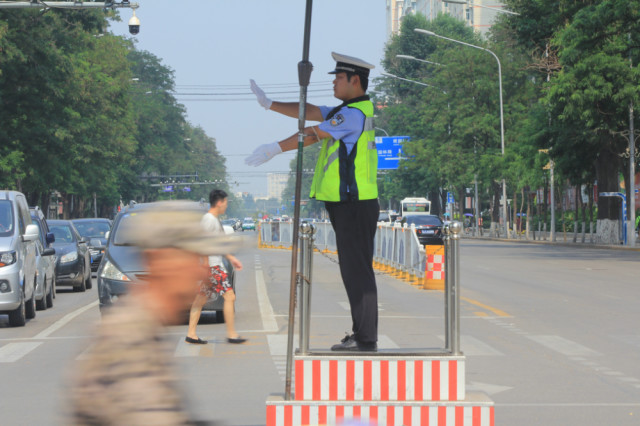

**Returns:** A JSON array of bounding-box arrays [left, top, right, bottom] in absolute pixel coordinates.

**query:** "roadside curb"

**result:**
[[462, 235, 640, 252]]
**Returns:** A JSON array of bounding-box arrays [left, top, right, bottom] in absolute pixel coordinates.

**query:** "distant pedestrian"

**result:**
[[69, 201, 240, 425], [186, 189, 246, 345]]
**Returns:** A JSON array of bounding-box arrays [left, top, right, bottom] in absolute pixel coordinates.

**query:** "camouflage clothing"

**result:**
[[70, 296, 194, 425]]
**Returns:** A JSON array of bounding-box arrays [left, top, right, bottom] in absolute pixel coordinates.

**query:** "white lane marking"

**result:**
[[467, 381, 513, 396], [338, 301, 350, 311], [33, 300, 99, 339], [498, 402, 640, 407], [437, 335, 504, 356], [527, 335, 601, 357], [255, 256, 278, 332], [378, 335, 400, 349], [76, 343, 96, 360], [0, 342, 43, 363]]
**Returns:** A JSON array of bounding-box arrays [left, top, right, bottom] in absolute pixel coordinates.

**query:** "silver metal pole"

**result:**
[[443, 224, 452, 353], [298, 222, 315, 354], [629, 101, 636, 246], [550, 160, 556, 242], [474, 175, 480, 236], [450, 221, 462, 355]]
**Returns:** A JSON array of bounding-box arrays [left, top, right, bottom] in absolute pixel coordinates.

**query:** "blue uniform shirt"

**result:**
[[318, 105, 366, 155]]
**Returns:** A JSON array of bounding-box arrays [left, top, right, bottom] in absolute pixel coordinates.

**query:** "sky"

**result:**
[[110, 1, 389, 197]]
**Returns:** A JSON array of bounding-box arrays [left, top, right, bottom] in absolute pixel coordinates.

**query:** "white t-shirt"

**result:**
[[201, 212, 224, 267]]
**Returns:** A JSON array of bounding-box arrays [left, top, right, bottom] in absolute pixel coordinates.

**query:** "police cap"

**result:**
[[328, 52, 375, 78]]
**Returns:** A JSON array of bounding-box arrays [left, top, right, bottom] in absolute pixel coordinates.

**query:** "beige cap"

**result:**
[[117, 201, 242, 255]]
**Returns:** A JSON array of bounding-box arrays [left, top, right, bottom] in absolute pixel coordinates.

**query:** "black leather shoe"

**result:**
[[331, 335, 377, 352]]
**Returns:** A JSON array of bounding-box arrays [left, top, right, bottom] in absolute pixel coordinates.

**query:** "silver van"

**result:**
[[0, 191, 40, 326]]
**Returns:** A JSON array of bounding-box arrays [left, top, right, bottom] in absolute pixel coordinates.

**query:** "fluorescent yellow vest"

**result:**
[[310, 99, 378, 202]]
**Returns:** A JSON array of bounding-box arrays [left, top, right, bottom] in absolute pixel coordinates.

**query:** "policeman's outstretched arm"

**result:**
[[250, 79, 323, 122], [245, 126, 331, 167]]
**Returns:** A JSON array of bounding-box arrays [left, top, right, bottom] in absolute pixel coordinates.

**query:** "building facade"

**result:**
[[386, 0, 506, 37], [267, 173, 289, 201]]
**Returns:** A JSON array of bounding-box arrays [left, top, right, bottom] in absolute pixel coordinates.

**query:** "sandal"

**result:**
[[185, 336, 207, 344], [227, 337, 247, 344]]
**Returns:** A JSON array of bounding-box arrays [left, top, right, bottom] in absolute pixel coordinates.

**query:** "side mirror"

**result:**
[[105, 231, 110, 241], [42, 248, 56, 256], [46, 232, 55, 245], [23, 224, 39, 242]]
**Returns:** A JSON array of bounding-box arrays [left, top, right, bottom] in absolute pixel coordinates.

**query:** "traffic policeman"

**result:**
[[247, 52, 379, 351]]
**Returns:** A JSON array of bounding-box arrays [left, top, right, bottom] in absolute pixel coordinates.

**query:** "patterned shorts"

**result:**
[[199, 265, 232, 300]]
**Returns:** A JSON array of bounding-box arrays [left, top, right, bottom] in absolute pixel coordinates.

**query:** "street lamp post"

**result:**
[[415, 28, 508, 239]]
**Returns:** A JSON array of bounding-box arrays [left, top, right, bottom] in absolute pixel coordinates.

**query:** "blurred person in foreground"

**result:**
[[69, 201, 241, 425], [186, 189, 245, 345]]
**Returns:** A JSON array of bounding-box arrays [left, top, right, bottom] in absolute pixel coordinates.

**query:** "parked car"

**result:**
[[402, 214, 445, 245], [0, 190, 39, 326], [48, 220, 92, 292], [72, 218, 112, 273], [242, 217, 256, 231], [97, 202, 235, 320], [221, 218, 242, 232], [30, 207, 57, 310]]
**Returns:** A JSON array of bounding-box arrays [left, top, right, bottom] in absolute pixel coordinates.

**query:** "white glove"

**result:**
[[245, 142, 282, 166], [250, 79, 272, 110]]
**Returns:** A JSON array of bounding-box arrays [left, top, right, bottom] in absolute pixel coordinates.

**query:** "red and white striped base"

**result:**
[[267, 393, 494, 426], [294, 355, 465, 402]]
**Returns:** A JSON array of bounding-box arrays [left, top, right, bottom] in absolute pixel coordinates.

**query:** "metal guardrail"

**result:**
[[258, 220, 427, 282]]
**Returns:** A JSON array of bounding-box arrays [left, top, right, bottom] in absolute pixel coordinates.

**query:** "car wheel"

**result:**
[[25, 287, 36, 319], [85, 269, 93, 290], [74, 267, 87, 292], [45, 278, 54, 308], [8, 291, 26, 327], [36, 282, 47, 311]]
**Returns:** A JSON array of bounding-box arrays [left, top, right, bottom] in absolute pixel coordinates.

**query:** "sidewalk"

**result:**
[[462, 231, 640, 252]]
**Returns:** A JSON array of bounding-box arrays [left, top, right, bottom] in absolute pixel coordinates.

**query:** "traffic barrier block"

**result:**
[[266, 393, 494, 426], [294, 354, 465, 402], [424, 244, 445, 290]]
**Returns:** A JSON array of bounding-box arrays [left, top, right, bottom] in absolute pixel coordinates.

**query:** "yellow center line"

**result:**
[[461, 296, 511, 317]]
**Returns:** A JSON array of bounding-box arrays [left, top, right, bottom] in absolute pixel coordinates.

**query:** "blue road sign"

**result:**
[[375, 136, 410, 170], [163, 185, 174, 192], [447, 192, 455, 204]]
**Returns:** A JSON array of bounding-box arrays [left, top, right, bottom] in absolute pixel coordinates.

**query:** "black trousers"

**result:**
[[325, 198, 379, 344]]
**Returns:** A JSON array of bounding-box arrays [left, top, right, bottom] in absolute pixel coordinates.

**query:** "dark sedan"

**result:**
[[403, 214, 444, 245], [72, 218, 112, 272], [48, 220, 92, 292], [98, 203, 235, 320]]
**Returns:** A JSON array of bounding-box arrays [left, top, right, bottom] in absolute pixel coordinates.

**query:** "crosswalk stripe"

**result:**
[[437, 335, 504, 356], [527, 335, 601, 357], [0, 342, 43, 363]]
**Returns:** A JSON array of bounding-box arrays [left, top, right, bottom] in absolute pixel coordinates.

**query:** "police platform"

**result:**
[[261, 221, 494, 426]]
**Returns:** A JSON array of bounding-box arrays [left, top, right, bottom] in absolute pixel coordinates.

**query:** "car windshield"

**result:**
[[404, 215, 442, 226], [0, 200, 14, 237], [50, 224, 75, 243], [74, 221, 111, 238]]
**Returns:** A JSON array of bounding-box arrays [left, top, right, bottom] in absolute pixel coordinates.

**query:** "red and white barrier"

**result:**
[[267, 394, 494, 426], [294, 356, 465, 402]]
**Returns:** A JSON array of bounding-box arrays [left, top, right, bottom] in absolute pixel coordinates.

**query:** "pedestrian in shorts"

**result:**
[[186, 189, 246, 344]]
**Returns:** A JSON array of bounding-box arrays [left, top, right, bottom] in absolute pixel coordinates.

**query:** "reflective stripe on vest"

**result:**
[[310, 100, 378, 202]]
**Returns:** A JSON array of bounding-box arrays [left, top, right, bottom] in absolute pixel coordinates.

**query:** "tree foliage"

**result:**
[[0, 9, 229, 217]]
